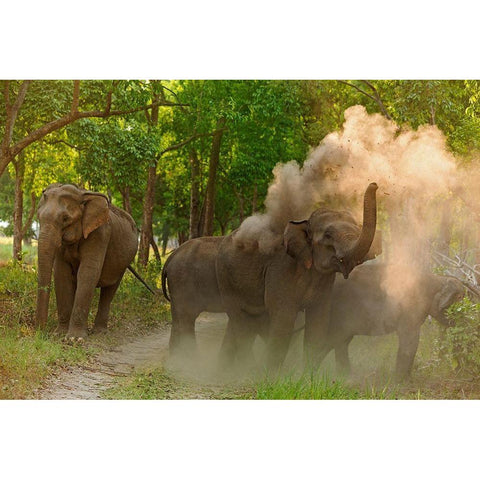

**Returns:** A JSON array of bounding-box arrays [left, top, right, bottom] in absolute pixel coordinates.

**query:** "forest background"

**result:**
[[2, 79, 480, 264]]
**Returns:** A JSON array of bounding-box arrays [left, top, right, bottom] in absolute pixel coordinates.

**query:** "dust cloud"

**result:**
[[234, 104, 475, 307]]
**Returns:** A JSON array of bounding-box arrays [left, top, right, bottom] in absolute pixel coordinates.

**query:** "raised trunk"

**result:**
[[340, 182, 378, 277], [35, 225, 60, 327]]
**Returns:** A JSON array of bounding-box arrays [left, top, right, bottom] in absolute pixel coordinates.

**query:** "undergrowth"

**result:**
[[0, 253, 169, 399]]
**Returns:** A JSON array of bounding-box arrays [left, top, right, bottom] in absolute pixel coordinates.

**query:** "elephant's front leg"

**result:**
[[53, 256, 76, 334], [395, 323, 421, 381], [304, 297, 333, 369], [67, 260, 104, 341], [265, 308, 297, 372]]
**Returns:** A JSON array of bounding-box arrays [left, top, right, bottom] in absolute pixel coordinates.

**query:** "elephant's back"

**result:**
[[165, 236, 224, 312]]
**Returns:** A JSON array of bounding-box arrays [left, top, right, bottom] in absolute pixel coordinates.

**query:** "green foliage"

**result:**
[[435, 297, 480, 375]]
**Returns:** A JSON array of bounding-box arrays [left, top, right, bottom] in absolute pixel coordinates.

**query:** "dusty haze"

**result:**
[[235, 104, 475, 307]]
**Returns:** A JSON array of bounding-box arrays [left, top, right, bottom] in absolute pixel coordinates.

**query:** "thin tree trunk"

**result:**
[[138, 163, 157, 266], [189, 148, 201, 239], [13, 156, 25, 261], [138, 93, 160, 267], [202, 116, 226, 236], [150, 237, 161, 264], [122, 186, 132, 215]]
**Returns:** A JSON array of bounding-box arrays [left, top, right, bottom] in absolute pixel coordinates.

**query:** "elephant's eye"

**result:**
[[324, 232, 333, 241]]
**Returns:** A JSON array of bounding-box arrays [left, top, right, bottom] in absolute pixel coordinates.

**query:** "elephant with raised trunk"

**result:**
[[216, 182, 380, 370], [324, 263, 465, 380], [163, 183, 380, 370], [35, 183, 138, 341]]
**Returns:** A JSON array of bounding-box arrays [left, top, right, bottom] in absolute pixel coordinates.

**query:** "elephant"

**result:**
[[323, 262, 465, 380], [215, 182, 381, 371], [161, 236, 225, 355], [35, 183, 139, 341]]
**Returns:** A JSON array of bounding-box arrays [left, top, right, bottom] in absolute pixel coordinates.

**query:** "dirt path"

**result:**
[[35, 313, 231, 400]]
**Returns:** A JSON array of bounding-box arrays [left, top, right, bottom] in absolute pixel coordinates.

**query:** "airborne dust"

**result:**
[[235, 105, 477, 306], [173, 105, 479, 384]]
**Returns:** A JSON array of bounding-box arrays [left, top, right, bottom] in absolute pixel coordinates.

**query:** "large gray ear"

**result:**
[[363, 230, 382, 261], [82, 193, 110, 239], [284, 220, 312, 269]]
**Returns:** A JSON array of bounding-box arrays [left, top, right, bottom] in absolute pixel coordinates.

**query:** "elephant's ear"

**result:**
[[363, 229, 382, 262], [284, 220, 312, 269], [82, 193, 110, 239]]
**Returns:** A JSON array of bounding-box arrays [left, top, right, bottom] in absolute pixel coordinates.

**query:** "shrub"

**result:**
[[435, 297, 480, 375]]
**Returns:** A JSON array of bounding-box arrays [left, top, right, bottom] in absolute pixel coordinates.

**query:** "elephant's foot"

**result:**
[[92, 324, 108, 335], [65, 327, 88, 344], [55, 323, 69, 336]]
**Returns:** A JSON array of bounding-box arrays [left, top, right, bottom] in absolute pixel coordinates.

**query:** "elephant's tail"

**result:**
[[127, 265, 157, 295], [161, 253, 174, 302]]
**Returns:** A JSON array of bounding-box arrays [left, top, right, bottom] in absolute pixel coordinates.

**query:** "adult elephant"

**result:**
[[325, 263, 465, 380], [35, 183, 138, 341], [162, 236, 225, 355], [216, 183, 380, 370]]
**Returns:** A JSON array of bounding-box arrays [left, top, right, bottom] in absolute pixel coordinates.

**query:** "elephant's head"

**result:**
[[284, 182, 380, 279], [35, 183, 110, 327], [429, 276, 465, 326]]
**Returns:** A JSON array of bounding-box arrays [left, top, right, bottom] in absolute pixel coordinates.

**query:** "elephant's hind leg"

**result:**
[[93, 278, 122, 333], [169, 303, 198, 359], [334, 336, 353, 376]]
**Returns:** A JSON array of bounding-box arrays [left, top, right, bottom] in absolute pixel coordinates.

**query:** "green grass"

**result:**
[[0, 240, 170, 399], [255, 371, 396, 399], [0, 237, 37, 265]]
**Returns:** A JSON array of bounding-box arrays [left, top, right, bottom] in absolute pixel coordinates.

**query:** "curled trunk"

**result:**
[[35, 225, 60, 327], [340, 182, 378, 277]]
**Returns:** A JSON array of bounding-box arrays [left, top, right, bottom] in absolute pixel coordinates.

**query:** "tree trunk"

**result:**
[[138, 92, 160, 267], [122, 186, 132, 215], [150, 237, 161, 264], [161, 223, 170, 256], [189, 148, 201, 239], [178, 230, 188, 245], [13, 156, 25, 261], [202, 116, 226, 236], [138, 163, 157, 267]]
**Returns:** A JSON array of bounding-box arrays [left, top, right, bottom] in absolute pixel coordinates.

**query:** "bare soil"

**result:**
[[33, 313, 480, 400], [34, 313, 239, 400]]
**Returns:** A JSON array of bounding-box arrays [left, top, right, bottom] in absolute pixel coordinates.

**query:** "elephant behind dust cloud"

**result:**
[[234, 104, 476, 315]]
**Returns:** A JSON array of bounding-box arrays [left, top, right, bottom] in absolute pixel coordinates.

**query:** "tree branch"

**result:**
[[2, 80, 31, 154], [158, 127, 228, 158], [339, 80, 392, 120], [11, 97, 189, 157]]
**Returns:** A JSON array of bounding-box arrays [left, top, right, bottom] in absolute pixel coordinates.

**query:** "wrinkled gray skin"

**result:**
[[215, 183, 380, 371], [325, 262, 465, 380], [35, 183, 138, 341], [162, 236, 225, 355]]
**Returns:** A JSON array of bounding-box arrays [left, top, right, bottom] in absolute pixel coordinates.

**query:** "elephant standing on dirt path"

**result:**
[[163, 183, 381, 372], [35, 183, 138, 341], [216, 183, 380, 371], [162, 236, 225, 354], [324, 262, 465, 380]]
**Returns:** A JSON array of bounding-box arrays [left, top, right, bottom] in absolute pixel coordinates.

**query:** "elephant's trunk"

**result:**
[[35, 224, 61, 327], [339, 182, 378, 278]]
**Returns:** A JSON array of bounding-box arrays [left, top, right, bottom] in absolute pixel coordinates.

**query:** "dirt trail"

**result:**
[[36, 313, 231, 400]]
